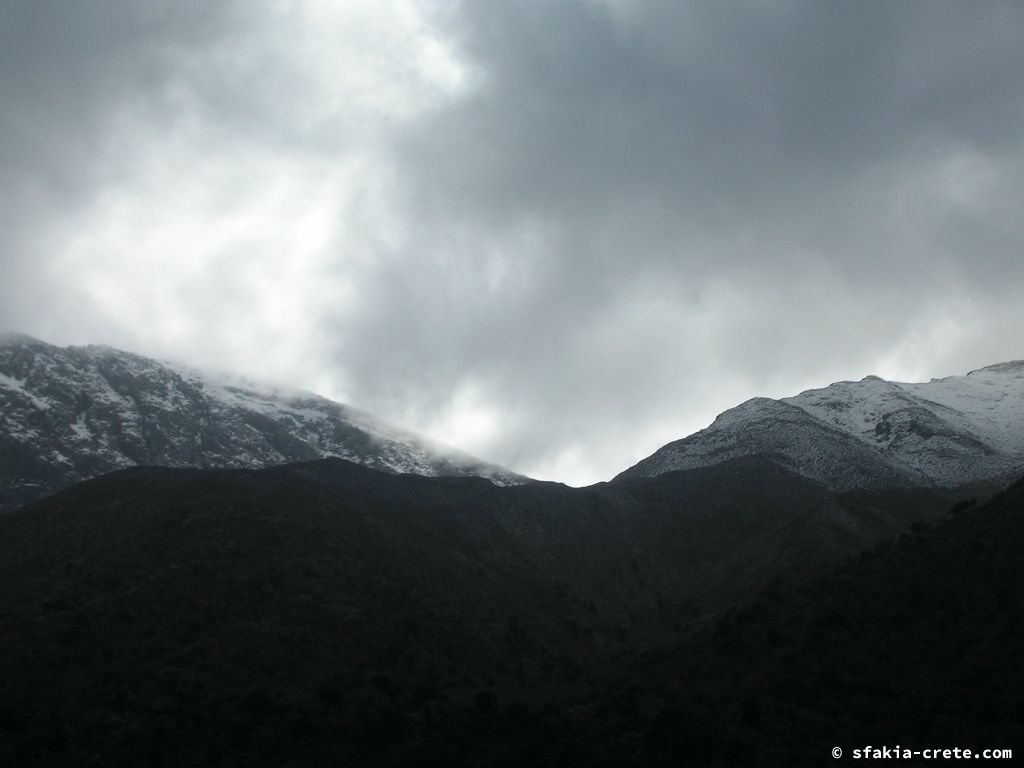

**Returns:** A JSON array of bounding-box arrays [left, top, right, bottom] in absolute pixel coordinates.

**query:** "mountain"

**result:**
[[0, 333, 526, 511], [617, 361, 1024, 490], [0, 457, 959, 766], [638, 472, 1024, 766]]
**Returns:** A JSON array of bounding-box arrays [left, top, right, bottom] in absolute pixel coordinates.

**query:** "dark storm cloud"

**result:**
[[400, 4, 1000, 214], [3, 1, 1024, 483], [333, 0, 1024, 479], [396, 0, 1024, 263]]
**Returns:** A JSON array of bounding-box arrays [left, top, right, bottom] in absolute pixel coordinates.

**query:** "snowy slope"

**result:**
[[618, 397, 925, 490], [899, 361, 1024, 456], [0, 334, 527, 511], [618, 362, 1024, 490]]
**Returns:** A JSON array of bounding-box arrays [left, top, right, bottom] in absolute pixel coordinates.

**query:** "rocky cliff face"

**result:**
[[0, 334, 526, 511]]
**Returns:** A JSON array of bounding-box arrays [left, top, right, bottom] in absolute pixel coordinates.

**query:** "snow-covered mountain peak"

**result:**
[[619, 360, 1024, 490], [0, 336, 528, 511]]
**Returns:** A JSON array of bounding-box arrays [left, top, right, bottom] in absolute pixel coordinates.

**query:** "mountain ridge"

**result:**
[[0, 334, 527, 512], [618, 362, 1024, 489]]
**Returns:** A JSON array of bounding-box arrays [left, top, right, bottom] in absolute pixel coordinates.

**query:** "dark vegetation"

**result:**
[[0, 458, 1018, 765], [652, 477, 1024, 765]]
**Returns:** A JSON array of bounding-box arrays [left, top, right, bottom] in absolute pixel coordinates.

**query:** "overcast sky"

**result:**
[[3, 1, 1024, 485]]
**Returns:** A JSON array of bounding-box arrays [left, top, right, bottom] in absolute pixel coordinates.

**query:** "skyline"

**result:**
[[3, 1, 1024, 484], [4, 330, 1020, 488]]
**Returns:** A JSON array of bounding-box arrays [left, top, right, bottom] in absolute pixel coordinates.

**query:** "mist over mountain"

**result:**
[[0, 333, 526, 512], [619, 362, 1024, 490]]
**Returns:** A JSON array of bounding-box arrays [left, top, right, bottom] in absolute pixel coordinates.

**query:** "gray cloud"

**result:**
[[2, 1, 1024, 484], [0, 1, 243, 340]]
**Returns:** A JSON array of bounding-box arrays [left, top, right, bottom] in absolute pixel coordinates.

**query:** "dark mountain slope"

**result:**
[[0, 459, 959, 766], [633, 475, 1024, 766], [0, 464, 571, 768]]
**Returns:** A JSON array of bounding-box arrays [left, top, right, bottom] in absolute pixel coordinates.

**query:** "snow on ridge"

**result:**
[[624, 359, 1024, 489], [0, 338, 527, 513], [894, 365, 1024, 456], [785, 363, 1024, 485], [166, 359, 519, 481]]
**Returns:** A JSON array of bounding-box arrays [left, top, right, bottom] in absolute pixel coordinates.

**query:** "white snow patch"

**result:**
[[0, 372, 52, 411], [897, 366, 1024, 455], [70, 413, 92, 441]]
